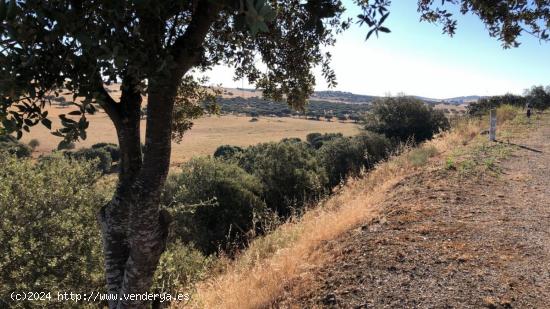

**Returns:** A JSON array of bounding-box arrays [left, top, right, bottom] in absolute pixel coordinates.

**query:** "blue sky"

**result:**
[[207, 1, 550, 99]]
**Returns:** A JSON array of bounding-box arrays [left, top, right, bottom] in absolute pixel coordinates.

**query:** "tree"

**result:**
[[1, 0, 549, 307], [525, 85, 550, 110], [364, 96, 450, 144], [28, 138, 40, 150]]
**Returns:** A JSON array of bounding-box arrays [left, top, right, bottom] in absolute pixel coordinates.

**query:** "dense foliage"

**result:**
[[162, 157, 269, 254], [467, 87, 550, 116], [317, 132, 391, 187], [237, 140, 328, 216], [525, 85, 550, 110], [91, 142, 121, 162], [65, 148, 113, 174], [213, 144, 244, 160], [0, 152, 106, 308], [306, 132, 344, 149], [364, 97, 450, 144]]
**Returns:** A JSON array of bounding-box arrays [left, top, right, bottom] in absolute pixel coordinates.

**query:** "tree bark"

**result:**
[[97, 2, 221, 308], [97, 82, 144, 308]]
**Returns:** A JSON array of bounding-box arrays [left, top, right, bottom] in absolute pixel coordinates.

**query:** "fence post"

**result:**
[[489, 109, 497, 141]]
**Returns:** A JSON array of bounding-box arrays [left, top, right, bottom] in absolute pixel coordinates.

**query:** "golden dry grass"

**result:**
[[184, 115, 487, 309], [19, 105, 359, 166]]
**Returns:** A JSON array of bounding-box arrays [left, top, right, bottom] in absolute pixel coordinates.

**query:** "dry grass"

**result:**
[[19, 105, 359, 167], [184, 115, 488, 309]]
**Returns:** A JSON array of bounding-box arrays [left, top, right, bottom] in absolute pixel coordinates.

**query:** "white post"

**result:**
[[489, 109, 497, 141]]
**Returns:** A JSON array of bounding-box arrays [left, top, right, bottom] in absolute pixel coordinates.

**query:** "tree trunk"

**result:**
[[116, 89, 176, 308], [98, 83, 177, 309], [96, 3, 220, 307]]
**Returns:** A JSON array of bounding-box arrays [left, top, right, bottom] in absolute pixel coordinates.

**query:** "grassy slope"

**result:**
[[180, 108, 534, 308]]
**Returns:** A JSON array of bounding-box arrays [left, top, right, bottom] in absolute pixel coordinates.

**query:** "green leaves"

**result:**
[[243, 0, 276, 36], [0, 0, 15, 22], [0, 0, 7, 22]]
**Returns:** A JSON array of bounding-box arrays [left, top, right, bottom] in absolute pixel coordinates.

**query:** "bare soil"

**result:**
[[278, 118, 550, 308]]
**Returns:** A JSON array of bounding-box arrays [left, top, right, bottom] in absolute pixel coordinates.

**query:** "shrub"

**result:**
[[152, 241, 212, 299], [28, 138, 40, 150], [317, 132, 391, 187], [467, 94, 527, 116], [57, 141, 75, 150], [306, 132, 343, 149], [0, 153, 107, 308], [164, 157, 269, 255], [0, 134, 32, 158], [317, 137, 363, 187], [364, 96, 450, 144], [91, 142, 120, 162], [71, 148, 113, 174], [237, 140, 328, 216], [213, 145, 244, 160], [496, 104, 518, 123]]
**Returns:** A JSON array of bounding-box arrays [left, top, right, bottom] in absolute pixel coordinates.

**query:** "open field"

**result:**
[[20, 105, 360, 166]]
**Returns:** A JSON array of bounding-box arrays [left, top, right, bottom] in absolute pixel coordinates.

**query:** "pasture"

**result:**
[[21, 105, 360, 166]]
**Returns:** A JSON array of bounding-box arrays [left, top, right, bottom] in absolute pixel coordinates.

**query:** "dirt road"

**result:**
[[280, 116, 550, 308]]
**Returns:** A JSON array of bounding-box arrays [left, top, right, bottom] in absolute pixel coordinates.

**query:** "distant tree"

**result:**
[[213, 145, 244, 160], [2, 0, 548, 305], [365, 96, 450, 144], [525, 85, 550, 110], [467, 94, 527, 116], [28, 138, 40, 150], [92, 142, 121, 162], [306, 132, 343, 149], [69, 148, 113, 174]]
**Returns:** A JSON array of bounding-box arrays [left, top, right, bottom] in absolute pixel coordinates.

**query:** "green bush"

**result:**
[[306, 132, 343, 149], [353, 131, 392, 167], [364, 96, 450, 144], [152, 241, 212, 298], [238, 140, 328, 216], [467, 94, 527, 117], [69, 148, 113, 174], [57, 141, 75, 150], [213, 145, 243, 160], [317, 137, 363, 187], [164, 157, 269, 255], [0, 135, 32, 158], [0, 153, 107, 308], [317, 132, 391, 187], [91, 142, 120, 162]]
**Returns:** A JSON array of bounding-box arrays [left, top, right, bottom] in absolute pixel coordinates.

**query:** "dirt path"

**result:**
[[279, 117, 550, 308]]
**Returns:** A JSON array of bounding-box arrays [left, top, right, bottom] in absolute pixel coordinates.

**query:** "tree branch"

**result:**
[[169, 0, 222, 76]]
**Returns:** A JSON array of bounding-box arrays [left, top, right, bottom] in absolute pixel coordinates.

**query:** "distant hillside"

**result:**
[[441, 95, 485, 104], [310, 91, 377, 104], [227, 88, 481, 105]]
